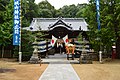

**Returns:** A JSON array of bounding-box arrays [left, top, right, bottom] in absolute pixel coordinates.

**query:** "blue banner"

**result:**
[[96, 0, 101, 30], [13, 0, 21, 45]]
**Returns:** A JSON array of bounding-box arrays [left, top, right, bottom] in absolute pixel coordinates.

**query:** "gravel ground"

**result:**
[[0, 59, 48, 80], [1, 58, 120, 80], [72, 60, 120, 80]]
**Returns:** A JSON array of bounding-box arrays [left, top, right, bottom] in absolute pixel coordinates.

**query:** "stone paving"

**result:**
[[39, 54, 80, 80], [42, 54, 79, 64]]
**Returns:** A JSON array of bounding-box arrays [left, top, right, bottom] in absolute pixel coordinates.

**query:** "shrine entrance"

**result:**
[[23, 18, 89, 60], [54, 39, 65, 54], [48, 25, 79, 54]]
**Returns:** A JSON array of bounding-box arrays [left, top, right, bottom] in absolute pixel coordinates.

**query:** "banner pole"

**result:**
[[96, 0, 102, 63], [19, 0, 22, 64]]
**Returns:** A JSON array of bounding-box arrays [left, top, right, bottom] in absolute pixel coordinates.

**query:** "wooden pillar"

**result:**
[[46, 39, 48, 58]]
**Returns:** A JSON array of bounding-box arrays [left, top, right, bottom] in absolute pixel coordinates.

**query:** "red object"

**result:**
[[66, 39, 68, 43], [52, 40, 54, 44], [112, 49, 116, 59]]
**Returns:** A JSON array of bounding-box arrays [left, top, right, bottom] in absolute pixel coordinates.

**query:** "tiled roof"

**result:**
[[23, 18, 88, 31]]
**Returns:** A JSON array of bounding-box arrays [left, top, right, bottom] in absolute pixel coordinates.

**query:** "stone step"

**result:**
[[48, 53, 67, 59]]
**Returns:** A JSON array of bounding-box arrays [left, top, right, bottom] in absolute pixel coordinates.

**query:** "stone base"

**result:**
[[80, 53, 92, 64], [29, 57, 39, 64]]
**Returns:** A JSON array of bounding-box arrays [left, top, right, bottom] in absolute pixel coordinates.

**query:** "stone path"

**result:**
[[39, 54, 80, 80]]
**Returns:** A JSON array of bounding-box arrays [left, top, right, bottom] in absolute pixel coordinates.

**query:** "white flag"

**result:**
[[63, 35, 68, 45], [51, 35, 57, 47]]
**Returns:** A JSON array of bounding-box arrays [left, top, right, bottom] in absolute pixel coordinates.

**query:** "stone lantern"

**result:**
[[29, 40, 39, 63]]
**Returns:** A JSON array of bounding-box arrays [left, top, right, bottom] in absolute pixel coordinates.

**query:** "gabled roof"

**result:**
[[48, 18, 72, 30], [23, 18, 88, 31]]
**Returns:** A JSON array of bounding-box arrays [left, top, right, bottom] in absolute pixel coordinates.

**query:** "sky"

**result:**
[[35, 0, 89, 9]]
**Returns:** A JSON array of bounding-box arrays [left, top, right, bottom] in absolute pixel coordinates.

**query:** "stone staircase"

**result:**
[[42, 53, 79, 64], [48, 53, 67, 59]]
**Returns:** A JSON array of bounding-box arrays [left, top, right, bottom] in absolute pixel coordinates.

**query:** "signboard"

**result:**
[[96, 0, 101, 30], [13, 0, 21, 45]]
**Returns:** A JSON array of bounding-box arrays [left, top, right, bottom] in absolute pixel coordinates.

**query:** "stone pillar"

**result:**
[[99, 51, 103, 63]]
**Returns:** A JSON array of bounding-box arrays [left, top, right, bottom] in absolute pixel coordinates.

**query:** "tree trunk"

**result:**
[[116, 37, 120, 59], [2, 46, 4, 58]]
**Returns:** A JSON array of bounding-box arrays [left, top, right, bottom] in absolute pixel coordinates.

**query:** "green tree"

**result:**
[[59, 4, 79, 18], [22, 0, 39, 27], [0, 0, 13, 58], [0, 0, 10, 24], [83, 0, 120, 58], [37, 0, 56, 18], [76, 4, 88, 18]]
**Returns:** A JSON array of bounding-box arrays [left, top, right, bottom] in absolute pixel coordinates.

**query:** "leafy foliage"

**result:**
[[84, 0, 120, 57], [0, 0, 13, 46], [0, 0, 120, 58], [37, 0, 56, 18]]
